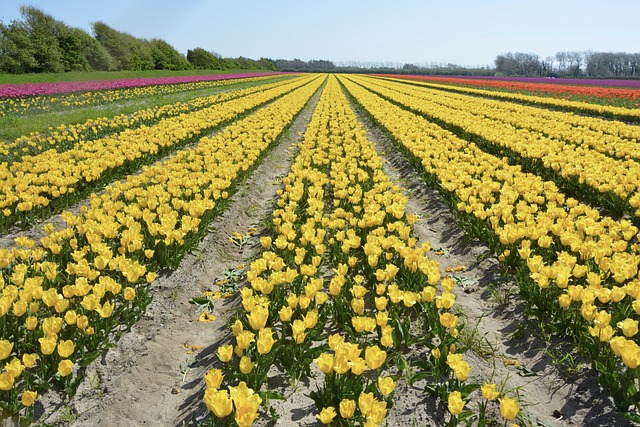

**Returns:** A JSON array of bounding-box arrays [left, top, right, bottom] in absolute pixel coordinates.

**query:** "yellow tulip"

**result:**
[[0, 340, 13, 360], [256, 328, 276, 355], [317, 407, 336, 424], [617, 318, 639, 337], [0, 373, 14, 391], [217, 344, 233, 363], [448, 391, 465, 416], [315, 353, 334, 374], [339, 398, 356, 419], [21, 390, 37, 407], [204, 369, 224, 389], [58, 359, 73, 377], [204, 388, 233, 418], [22, 353, 37, 368], [378, 376, 396, 396], [239, 356, 254, 374], [364, 345, 386, 370], [57, 340, 76, 358], [499, 397, 520, 420], [481, 383, 500, 400]]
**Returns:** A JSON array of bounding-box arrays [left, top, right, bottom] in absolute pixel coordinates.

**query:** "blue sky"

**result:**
[[1, 0, 638, 67]]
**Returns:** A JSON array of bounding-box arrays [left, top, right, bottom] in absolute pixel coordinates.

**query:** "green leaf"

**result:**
[[259, 390, 286, 401]]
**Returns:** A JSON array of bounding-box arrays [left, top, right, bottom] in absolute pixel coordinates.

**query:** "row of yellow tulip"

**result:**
[[0, 75, 311, 231], [0, 76, 280, 118], [0, 75, 290, 161], [380, 76, 640, 120], [356, 76, 640, 218], [379, 77, 640, 160], [341, 74, 640, 414], [204, 75, 520, 425], [0, 75, 324, 416]]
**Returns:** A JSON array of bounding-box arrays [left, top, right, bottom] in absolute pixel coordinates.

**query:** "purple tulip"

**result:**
[[0, 72, 281, 99]]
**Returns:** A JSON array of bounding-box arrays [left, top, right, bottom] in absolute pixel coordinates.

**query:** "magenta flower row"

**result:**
[[0, 72, 281, 99]]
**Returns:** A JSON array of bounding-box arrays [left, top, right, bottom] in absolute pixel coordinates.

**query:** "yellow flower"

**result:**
[[439, 312, 458, 329], [247, 305, 268, 330], [317, 407, 337, 424], [231, 319, 244, 336], [39, 335, 57, 356], [22, 353, 37, 368], [448, 391, 465, 416], [204, 388, 233, 418], [621, 341, 640, 368], [279, 306, 293, 322], [239, 355, 255, 374], [358, 392, 376, 417], [57, 340, 75, 358], [454, 360, 471, 381], [292, 319, 307, 344], [218, 344, 233, 362], [260, 236, 272, 249], [21, 390, 37, 407], [364, 345, 386, 370], [499, 397, 520, 420], [97, 301, 114, 318], [378, 376, 396, 396], [0, 340, 13, 360], [558, 294, 571, 308], [42, 317, 63, 336], [315, 291, 328, 305], [350, 357, 367, 375], [229, 381, 262, 427], [64, 310, 77, 325], [198, 312, 217, 322], [257, 328, 276, 355], [25, 316, 38, 331], [315, 353, 334, 374], [76, 315, 89, 330], [431, 347, 441, 360], [5, 359, 23, 378], [204, 369, 224, 389], [236, 330, 255, 350], [617, 318, 639, 337], [58, 359, 74, 377], [338, 398, 356, 419], [481, 383, 500, 400], [0, 373, 14, 391], [123, 287, 136, 301]]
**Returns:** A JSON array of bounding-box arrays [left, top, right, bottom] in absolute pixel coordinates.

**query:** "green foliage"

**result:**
[[187, 47, 223, 70], [150, 38, 191, 70], [20, 6, 64, 73], [0, 20, 38, 73], [93, 21, 155, 71], [0, 6, 117, 74]]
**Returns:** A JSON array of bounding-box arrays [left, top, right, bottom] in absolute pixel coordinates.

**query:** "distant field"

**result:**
[[0, 69, 274, 85]]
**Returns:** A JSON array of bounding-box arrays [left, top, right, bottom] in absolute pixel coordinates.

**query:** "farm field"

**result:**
[[0, 72, 639, 427]]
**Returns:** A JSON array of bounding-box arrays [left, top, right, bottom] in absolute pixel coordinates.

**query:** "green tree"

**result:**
[[93, 21, 130, 70], [93, 21, 154, 71], [0, 20, 38, 73], [150, 39, 191, 70], [186, 48, 222, 69], [19, 6, 64, 72]]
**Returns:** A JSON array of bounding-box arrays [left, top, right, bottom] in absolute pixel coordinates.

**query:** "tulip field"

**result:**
[[0, 71, 640, 426]]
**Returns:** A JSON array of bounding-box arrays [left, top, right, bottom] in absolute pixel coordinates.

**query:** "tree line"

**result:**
[[494, 51, 640, 78], [0, 6, 277, 74]]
